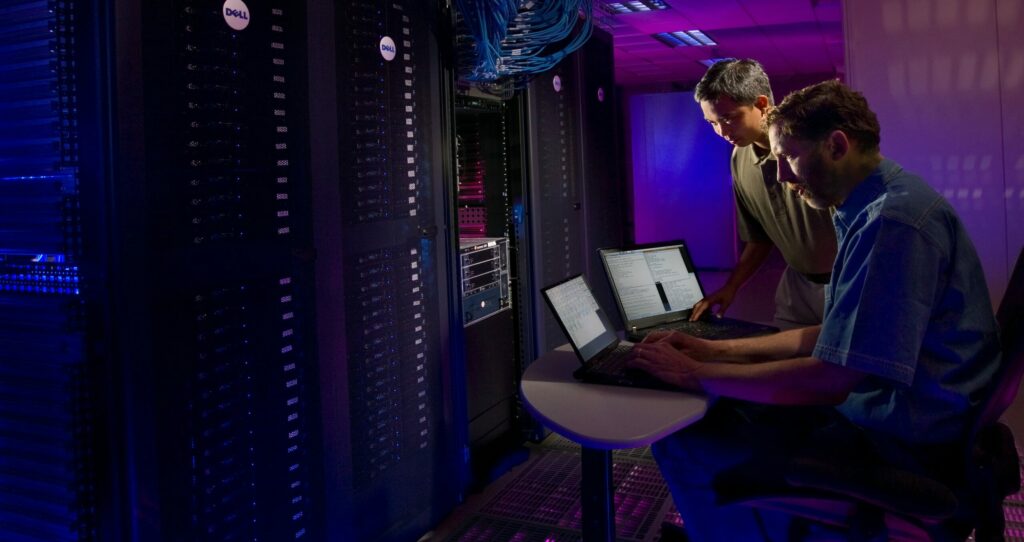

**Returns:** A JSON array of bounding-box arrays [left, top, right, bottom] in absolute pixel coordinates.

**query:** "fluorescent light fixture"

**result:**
[[601, 0, 668, 14], [654, 30, 717, 48], [603, 3, 631, 13], [687, 30, 717, 46], [670, 31, 701, 46], [653, 33, 686, 47]]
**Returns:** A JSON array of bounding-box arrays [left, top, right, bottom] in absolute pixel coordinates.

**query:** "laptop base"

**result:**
[[626, 316, 778, 342]]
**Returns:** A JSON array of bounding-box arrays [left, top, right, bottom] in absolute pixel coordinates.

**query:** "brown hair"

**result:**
[[767, 79, 880, 152]]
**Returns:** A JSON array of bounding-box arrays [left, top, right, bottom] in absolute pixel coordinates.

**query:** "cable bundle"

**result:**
[[455, 0, 593, 85]]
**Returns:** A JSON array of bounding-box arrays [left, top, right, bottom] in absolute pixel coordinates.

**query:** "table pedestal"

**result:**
[[581, 447, 614, 541]]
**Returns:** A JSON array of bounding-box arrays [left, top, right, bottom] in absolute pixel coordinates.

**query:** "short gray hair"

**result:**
[[694, 59, 774, 106]]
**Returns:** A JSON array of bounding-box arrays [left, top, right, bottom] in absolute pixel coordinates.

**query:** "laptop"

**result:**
[[599, 240, 779, 341], [540, 274, 676, 391]]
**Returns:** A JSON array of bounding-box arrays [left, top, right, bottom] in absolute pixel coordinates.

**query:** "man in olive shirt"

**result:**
[[690, 59, 836, 328]]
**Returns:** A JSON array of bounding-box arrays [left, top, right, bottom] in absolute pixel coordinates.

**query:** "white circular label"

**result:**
[[552, 75, 562, 92], [597, 87, 605, 102], [379, 36, 397, 61], [222, 0, 250, 31]]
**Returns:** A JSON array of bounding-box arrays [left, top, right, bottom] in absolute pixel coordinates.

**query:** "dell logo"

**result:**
[[379, 36, 397, 61], [222, 0, 251, 31]]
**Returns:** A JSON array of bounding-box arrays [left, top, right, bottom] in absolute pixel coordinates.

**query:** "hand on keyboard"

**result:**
[[642, 330, 718, 362], [626, 340, 704, 392]]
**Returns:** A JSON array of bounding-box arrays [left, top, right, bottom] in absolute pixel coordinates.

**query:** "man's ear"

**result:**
[[754, 95, 771, 113], [827, 130, 850, 160]]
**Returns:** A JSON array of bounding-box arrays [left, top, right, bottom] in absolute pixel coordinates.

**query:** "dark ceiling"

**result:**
[[593, 0, 845, 88]]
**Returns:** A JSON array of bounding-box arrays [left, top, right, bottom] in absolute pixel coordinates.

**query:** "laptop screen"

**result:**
[[600, 241, 704, 325], [541, 275, 619, 361]]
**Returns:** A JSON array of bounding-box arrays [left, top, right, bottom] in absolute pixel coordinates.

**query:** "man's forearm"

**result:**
[[696, 353, 860, 405], [706, 325, 821, 363], [723, 241, 774, 291]]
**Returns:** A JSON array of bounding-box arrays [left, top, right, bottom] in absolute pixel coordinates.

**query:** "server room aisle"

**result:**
[[422, 434, 685, 542], [422, 434, 1024, 542]]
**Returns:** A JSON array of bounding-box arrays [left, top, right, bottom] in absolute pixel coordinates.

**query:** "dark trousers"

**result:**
[[651, 400, 960, 541]]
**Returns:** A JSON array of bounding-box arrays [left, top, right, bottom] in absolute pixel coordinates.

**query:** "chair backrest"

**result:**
[[977, 247, 1024, 429]]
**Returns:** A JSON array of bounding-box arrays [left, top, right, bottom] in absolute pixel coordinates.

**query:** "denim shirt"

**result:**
[[813, 159, 1000, 444]]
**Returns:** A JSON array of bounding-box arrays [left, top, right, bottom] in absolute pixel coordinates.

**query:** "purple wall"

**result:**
[[845, 0, 1022, 306], [628, 91, 735, 268]]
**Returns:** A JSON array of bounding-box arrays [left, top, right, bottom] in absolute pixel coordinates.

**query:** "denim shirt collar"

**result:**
[[832, 159, 896, 238]]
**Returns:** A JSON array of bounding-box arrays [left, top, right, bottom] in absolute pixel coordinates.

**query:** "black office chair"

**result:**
[[712, 248, 1024, 541]]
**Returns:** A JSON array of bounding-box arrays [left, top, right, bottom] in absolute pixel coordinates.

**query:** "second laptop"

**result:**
[[599, 240, 779, 341]]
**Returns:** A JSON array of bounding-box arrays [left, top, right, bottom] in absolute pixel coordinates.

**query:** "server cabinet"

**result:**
[[0, 2, 101, 540], [1, 1, 324, 540], [312, 1, 467, 540], [108, 1, 323, 540], [526, 27, 624, 356], [575, 28, 625, 325], [453, 95, 529, 481], [525, 60, 585, 356]]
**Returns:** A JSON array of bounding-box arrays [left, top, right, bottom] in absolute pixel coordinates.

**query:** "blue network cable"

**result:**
[[454, 0, 593, 85]]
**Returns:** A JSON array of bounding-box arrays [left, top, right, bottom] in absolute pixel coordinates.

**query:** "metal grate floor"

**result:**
[[446, 516, 583, 542], [433, 434, 678, 542], [1007, 491, 1024, 542], [428, 434, 1024, 542]]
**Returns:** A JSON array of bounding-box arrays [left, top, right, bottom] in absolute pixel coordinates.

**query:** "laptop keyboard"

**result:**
[[585, 343, 680, 390], [591, 343, 632, 375]]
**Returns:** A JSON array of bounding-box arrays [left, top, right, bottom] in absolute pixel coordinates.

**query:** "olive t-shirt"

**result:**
[[731, 144, 837, 275]]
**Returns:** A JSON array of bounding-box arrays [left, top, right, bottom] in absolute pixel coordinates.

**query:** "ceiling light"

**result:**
[[670, 31, 701, 46], [653, 33, 687, 47], [601, 0, 669, 14], [687, 30, 717, 46], [654, 30, 717, 48]]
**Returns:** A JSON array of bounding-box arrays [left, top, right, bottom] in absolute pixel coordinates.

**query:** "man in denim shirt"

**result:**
[[628, 80, 1001, 540]]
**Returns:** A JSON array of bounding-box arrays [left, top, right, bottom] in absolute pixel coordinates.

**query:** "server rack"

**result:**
[[526, 60, 584, 355], [525, 26, 624, 356], [0, 1, 325, 540], [0, 2, 100, 540], [110, 1, 322, 540], [574, 28, 625, 329], [313, 1, 467, 540], [452, 92, 534, 486]]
